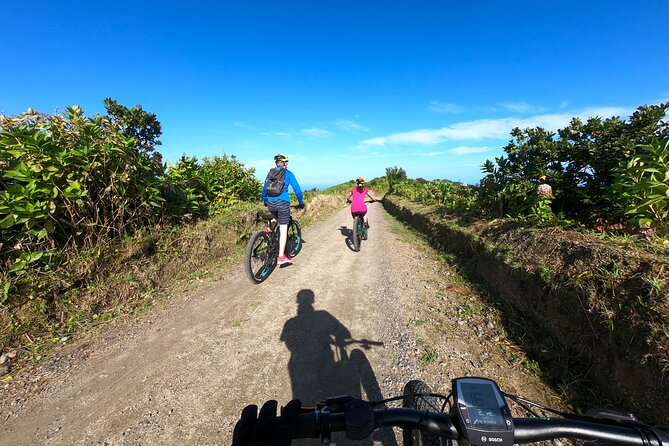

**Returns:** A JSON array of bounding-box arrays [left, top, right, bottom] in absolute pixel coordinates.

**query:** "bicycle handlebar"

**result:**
[[288, 405, 669, 445], [512, 418, 668, 445], [293, 407, 457, 441], [339, 338, 384, 348]]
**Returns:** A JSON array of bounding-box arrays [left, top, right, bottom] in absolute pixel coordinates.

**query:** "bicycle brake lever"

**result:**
[[323, 395, 355, 411], [318, 397, 375, 441], [344, 398, 375, 440]]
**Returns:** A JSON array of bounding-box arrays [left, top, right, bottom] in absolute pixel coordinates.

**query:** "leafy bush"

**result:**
[[612, 139, 669, 228], [390, 178, 475, 214], [163, 154, 261, 218], [0, 102, 261, 305], [0, 106, 164, 264], [477, 102, 669, 227]]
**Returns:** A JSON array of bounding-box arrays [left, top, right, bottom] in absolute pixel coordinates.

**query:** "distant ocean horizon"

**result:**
[[300, 183, 335, 191]]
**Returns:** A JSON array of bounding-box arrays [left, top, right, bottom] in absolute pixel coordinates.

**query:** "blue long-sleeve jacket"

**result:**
[[262, 166, 304, 205]]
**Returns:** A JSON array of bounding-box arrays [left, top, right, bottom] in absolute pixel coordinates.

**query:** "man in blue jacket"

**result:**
[[262, 153, 305, 265]]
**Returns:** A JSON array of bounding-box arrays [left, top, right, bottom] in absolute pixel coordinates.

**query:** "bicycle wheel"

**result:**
[[244, 230, 276, 284], [286, 219, 302, 258], [402, 380, 451, 446], [352, 216, 362, 252]]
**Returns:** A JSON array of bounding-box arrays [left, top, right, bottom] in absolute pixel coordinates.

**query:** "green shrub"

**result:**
[[612, 138, 669, 228], [163, 154, 261, 219], [0, 102, 261, 306], [477, 102, 669, 226]]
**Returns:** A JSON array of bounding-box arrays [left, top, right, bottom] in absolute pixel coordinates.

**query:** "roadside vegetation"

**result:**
[[389, 102, 669, 235]]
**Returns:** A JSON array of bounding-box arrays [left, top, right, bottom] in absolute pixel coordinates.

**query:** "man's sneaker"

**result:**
[[277, 255, 293, 265]]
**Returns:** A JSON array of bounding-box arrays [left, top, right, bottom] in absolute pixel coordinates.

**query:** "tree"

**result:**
[[104, 98, 162, 154], [385, 166, 407, 193]]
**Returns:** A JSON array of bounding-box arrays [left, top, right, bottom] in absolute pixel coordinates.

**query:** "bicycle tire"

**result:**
[[353, 215, 362, 252], [244, 230, 276, 284], [286, 219, 302, 258], [402, 380, 451, 446]]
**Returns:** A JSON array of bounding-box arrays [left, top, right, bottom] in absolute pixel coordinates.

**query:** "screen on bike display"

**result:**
[[459, 382, 506, 429], [452, 377, 513, 446]]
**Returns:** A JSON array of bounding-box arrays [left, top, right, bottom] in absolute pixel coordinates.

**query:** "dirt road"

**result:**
[[1, 202, 560, 445]]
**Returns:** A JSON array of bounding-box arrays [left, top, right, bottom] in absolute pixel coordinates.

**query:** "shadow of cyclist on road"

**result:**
[[338, 226, 356, 251], [281, 289, 397, 445]]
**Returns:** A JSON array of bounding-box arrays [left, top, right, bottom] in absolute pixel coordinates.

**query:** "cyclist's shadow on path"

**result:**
[[338, 226, 356, 251], [281, 289, 397, 445]]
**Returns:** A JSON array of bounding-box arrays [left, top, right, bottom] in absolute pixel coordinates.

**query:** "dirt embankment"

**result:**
[[383, 195, 669, 424]]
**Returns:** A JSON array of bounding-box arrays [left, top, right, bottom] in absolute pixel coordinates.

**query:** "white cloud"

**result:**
[[336, 119, 369, 132], [262, 131, 292, 137], [501, 101, 547, 113], [261, 126, 337, 138], [360, 106, 635, 147], [578, 106, 632, 119], [233, 121, 253, 129], [427, 101, 463, 114], [300, 127, 332, 137], [360, 119, 512, 146], [413, 151, 446, 157], [449, 146, 491, 155]]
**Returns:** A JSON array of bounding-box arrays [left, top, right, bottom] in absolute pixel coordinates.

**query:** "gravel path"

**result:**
[[0, 202, 562, 445]]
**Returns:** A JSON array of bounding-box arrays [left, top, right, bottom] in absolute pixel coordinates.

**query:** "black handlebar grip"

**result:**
[[292, 412, 347, 439], [292, 413, 318, 439]]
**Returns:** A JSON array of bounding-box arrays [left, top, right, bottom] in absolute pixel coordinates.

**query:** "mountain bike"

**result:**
[[347, 199, 375, 252], [247, 376, 669, 445], [351, 212, 368, 252], [244, 210, 302, 284]]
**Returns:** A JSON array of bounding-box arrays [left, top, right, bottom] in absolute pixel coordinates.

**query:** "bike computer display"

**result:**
[[452, 377, 514, 446]]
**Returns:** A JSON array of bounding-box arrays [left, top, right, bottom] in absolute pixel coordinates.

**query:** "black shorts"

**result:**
[[266, 199, 291, 224]]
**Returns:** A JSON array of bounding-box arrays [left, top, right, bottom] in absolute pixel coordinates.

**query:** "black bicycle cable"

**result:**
[[372, 392, 451, 409], [502, 392, 566, 418]]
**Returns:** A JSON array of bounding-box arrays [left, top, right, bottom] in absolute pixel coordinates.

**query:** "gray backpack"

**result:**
[[265, 167, 286, 197]]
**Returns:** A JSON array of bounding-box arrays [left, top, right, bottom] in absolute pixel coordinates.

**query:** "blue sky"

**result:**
[[2, 1, 668, 189]]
